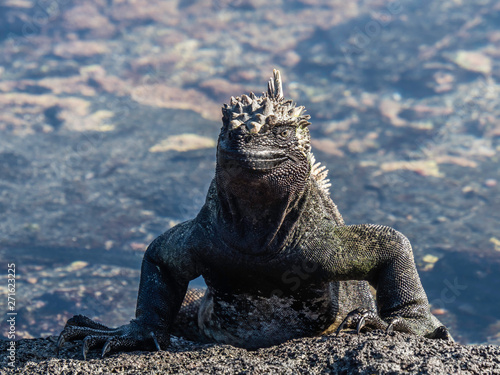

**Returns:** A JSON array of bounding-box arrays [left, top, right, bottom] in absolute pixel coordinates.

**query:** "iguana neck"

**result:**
[[215, 171, 309, 254]]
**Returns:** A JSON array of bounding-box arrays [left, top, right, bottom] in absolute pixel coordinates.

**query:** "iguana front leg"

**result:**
[[57, 222, 200, 359], [317, 224, 452, 340]]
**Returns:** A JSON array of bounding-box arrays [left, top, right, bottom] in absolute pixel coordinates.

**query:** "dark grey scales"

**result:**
[[57, 70, 452, 360]]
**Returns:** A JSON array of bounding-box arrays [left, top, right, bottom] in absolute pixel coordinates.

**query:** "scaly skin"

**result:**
[[58, 70, 452, 359]]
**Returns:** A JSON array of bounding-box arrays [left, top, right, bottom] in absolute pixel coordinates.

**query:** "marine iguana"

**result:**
[[58, 70, 452, 359]]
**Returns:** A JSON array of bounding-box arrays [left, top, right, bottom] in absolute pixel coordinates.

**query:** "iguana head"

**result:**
[[216, 70, 315, 200], [215, 70, 334, 250]]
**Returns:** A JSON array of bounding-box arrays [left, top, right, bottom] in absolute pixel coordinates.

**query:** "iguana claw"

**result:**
[[56, 314, 169, 359], [101, 337, 113, 358], [150, 331, 161, 351], [336, 308, 387, 335], [356, 314, 366, 334], [386, 317, 401, 333]]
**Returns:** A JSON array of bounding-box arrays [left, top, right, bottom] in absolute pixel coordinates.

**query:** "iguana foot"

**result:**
[[336, 308, 389, 335], [336, 309, 454, 341], [57, 315, 168, 359]]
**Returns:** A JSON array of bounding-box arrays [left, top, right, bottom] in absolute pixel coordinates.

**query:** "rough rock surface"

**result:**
[[2, 331, 499, 374]]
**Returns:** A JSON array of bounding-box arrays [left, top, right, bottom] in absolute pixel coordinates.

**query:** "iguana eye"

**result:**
[[277, 128, 293, 140]]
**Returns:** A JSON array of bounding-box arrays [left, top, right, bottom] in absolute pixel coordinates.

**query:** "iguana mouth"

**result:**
[[218, 148, 288, 171]]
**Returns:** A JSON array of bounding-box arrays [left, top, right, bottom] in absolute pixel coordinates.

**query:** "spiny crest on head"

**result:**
[[267, 68, 283, 101], [222, 69, 311, 134]]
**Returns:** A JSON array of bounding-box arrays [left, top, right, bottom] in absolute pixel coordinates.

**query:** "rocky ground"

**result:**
[[0, 0, 499, 352], [2, 331, 500, 374]]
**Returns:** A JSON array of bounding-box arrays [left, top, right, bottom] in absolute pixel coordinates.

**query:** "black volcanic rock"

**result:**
[[2, 331, 500, 374]]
